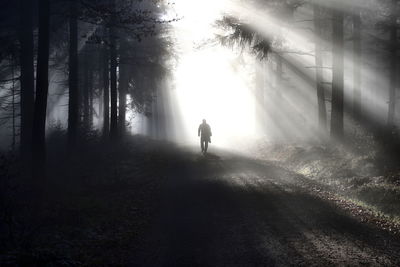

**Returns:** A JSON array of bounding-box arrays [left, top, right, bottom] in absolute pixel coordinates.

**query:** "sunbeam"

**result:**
[[171, 0, 258, 149], [2, 0, 400, 265], [174, 47, 256, 147]]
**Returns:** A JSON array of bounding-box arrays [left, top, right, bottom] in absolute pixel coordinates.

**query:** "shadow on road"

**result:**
[[132, 150, 400, 266]]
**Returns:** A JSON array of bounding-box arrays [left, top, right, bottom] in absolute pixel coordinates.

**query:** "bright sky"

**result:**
[[171, 0, 257, 148]]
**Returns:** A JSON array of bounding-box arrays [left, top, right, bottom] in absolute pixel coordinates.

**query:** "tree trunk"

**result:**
[[32, 0, 50, 182], [255, 61, 265, 133], [109, 0, 118, 141], [88, 65, 94, 128], [353, 10, 362, 122], [156, 87, 167, 140], [103, 34, 110, 138], [151, 96, 159, 139], [388, 0, 398, 127], [276, 53, 282, 94], [83, 48, 90, 130], [98, 47, 104, 126], [68, 0, 79, 147], [118, 45, 129, 137], [18, 0, 35, 170], [330, 9, 344, 140], [313, 4, 327, 132], [11, 55, 16, 151]]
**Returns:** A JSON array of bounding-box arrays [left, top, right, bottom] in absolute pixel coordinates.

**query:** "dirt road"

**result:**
[[132, 150, 400, 266]]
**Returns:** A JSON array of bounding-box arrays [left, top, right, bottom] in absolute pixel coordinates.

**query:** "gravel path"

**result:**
[[131, 150, 400, 266]]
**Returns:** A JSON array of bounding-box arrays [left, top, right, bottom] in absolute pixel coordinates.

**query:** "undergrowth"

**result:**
[[253, 124, 400, 225]]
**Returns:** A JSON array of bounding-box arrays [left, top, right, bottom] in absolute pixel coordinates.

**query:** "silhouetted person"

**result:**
[[198, 119, 212, 153]]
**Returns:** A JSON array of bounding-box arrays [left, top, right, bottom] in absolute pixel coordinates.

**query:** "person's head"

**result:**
[[202, 119, 206, 124]]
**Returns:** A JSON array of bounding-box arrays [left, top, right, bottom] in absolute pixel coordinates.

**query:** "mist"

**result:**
[[1, 0, 400, 265]]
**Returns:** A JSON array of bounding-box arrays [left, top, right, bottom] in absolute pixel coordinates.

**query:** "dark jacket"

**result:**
[[198, 123, 212, 141]]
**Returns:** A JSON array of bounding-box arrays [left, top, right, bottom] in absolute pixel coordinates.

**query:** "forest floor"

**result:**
[[253, 140, 400, 233], [1, 135, 400, 266]]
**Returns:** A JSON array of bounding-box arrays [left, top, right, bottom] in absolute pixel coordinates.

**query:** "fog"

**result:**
[[139, 0, 397, 150], [2, 0, 400, 265], [1, 0, 397, 152]]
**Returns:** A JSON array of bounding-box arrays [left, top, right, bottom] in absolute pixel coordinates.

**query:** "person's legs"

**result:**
[[204, 140, 208, 153], [200, 138, 204, 152]]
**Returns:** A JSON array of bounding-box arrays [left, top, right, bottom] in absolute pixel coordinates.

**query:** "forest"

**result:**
[[1, 0, 400, 265]]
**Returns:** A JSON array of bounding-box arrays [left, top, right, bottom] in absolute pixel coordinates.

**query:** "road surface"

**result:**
[[132, 150, 400, 266]]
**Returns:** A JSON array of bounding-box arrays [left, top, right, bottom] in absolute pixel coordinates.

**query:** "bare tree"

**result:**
[[313, 4, 327, 131], [102, 30, 110, 138], [32, 0, 50, 181], [68, 0, 79, 148], [387, 0, 398, 127], [109, 0, 118, 141], [18, 0, 35, 170], [330, 8, 344, 139], [352, 10, 362, 122]]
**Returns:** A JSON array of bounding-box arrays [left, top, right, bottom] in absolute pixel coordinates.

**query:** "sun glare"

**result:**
[[175, 47, 256, 148], [172, 0, 257, 149]]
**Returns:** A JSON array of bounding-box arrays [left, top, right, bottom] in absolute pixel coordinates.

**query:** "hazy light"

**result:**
[[163, 0, 393, 147], [175, 47, 256, 147], [172, 0, 257, 149]]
